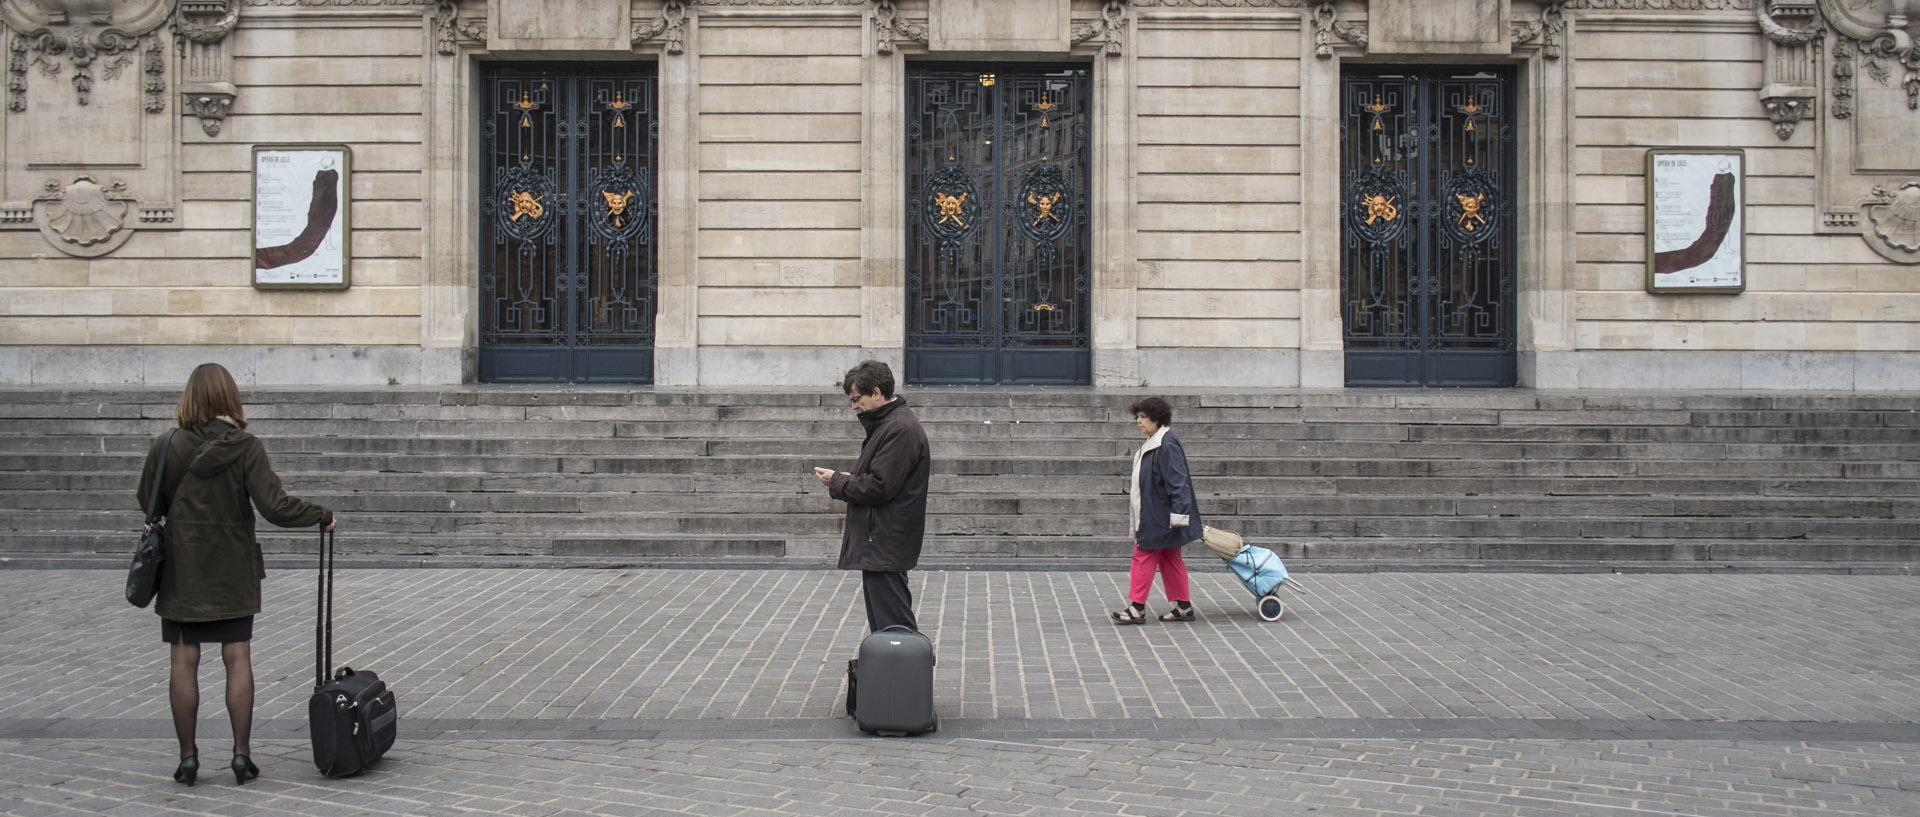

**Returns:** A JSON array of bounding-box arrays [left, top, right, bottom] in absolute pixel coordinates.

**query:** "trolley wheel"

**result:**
[[1258, 594, 1286, 622]]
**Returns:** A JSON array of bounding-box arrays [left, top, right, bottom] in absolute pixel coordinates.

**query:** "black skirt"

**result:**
[[161, 616, 254, 645]]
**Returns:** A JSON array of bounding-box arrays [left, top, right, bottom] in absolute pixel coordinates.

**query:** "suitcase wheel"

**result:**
[[1258, 595, 1286, 622]]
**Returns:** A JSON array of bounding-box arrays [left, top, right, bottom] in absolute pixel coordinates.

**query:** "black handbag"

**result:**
[[125, 429, 177, 608]]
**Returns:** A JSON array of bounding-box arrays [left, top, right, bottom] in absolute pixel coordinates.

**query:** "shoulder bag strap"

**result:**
[[160, 432, 218, 515], [143, 429, 178, 523]]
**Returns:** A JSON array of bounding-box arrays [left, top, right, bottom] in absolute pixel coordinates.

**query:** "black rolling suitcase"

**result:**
[[846, 625, 937, 736], [307, 527, 397, 777]]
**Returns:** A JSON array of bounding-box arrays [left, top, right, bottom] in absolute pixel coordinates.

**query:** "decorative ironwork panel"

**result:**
[[1340, 67, 1515, 387], [907, 67, 1091, 384], [480, 67, 658, 382]]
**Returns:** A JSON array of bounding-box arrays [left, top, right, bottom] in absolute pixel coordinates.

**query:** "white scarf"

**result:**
[[1129, 426, 1167, 536]]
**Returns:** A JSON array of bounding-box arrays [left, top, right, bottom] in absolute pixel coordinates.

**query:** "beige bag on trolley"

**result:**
[[1199, 525, 1244, 558]]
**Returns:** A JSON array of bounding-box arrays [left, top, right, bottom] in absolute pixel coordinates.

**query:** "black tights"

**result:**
[[168, 641, 254, 759]]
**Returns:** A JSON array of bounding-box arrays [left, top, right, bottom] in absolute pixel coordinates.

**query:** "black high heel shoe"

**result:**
[[231, 754, 259, 785], [172, 754, 199, 787]]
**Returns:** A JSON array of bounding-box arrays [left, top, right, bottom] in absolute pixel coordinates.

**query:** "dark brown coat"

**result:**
[[828, 397, 931, 572], [136, 418, 332, 623]]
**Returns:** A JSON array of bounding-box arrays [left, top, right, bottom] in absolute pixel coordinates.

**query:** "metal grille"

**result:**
[[906, 67, 1091, 385], [480, 66, 658, 383], [1340, 67, 1515, 387]]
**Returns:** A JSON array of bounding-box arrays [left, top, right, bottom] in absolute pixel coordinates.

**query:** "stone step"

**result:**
[[10, 470, 1918, 498], [16, 490, 1916, 520], [9, 433, 1916, 463], [18, 507, 1914, 541], [4, 387, 1912, 565], [8, 530, 1915, 564], [13, 416, 1920, 447]]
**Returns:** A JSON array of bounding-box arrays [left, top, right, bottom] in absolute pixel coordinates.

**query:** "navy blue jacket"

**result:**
[[1133, 429, 1203, 551]]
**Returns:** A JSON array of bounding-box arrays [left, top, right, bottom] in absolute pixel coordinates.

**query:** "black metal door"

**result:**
[[906, 67, 1092, 385], [479, 66, 658, 383], [1340, 67, 1516, 387]]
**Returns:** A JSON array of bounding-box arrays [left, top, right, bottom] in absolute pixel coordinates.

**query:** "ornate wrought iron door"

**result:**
[[1340, 67, 1515, 387], [906, 67, 1092, 384], [480, 66, 658, 383]]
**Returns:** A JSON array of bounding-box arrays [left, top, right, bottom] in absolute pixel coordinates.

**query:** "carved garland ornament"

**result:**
[[873, 0, 925, 55], [1071, 0, 1126, 56], [2, 0, 176, 110], [632, 1, 688, 54], [1310, 1, 1366, 58], [434, 0, 484, 55]]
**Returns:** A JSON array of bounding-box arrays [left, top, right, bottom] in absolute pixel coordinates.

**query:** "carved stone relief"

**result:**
[[1803, 0, 1920, 260], [874, 0, 926, 55], [1071, 0, 1126, 56], [1861, 180, 1920, 261], [632, 1, 687, 54], [36, 174, 136, 255], [434, 0, 484, 54], [3, 0, 175, 109], [1310, 2, 1367, 58], [1, 0, 187, 257]]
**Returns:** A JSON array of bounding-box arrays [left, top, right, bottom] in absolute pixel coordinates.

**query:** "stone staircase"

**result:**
[[2, 388, 1917, 570]]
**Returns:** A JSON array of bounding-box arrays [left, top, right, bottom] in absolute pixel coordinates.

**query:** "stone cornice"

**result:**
[[1561, 0, 1754, 9], [240, 0, 427, 5], [1129, 0, 1303, 6]]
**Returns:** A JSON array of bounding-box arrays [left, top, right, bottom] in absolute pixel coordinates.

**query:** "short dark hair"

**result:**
[[1129, 396, 1172, 427], [841, 359, 895, 399]]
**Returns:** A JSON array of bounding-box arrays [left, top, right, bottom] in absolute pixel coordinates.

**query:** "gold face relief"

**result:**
[[1456, 193, 1487, 231], [507, 190, 544, 222], [934, 192, 968, 227], [603, 189, 635, 227], [1027, 191, 1062, 227], [1362, 193, 1398, 225]]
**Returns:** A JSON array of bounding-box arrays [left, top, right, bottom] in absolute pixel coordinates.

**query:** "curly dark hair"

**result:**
[[1129, 396, 1172, 427], [841, 359, 895, 399]]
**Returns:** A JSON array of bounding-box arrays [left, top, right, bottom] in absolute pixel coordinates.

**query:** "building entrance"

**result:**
[[478, 66, 658, 383], [905, 66, 1092, 385], [1340, 66, 1517, 387]]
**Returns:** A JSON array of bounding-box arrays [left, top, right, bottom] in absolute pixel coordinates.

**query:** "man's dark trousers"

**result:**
[[862, 571, 916, 632]]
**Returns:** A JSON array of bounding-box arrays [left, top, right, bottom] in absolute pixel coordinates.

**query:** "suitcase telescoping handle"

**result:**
[[314, 525, 334, 690]]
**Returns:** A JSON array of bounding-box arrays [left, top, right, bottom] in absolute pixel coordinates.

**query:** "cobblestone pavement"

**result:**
[[1, 568, 1917, 816]]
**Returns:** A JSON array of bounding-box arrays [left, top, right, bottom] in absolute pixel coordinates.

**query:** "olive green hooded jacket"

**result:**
[[136, 418, 332, 623]]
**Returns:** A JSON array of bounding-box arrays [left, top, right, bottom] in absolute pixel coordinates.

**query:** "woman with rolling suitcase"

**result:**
[[136, 363, 335, 786], [1112, 397, 1204, 625]]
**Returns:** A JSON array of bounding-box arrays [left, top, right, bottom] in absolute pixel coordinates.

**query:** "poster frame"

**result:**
[[1644, 148, 1746, 295], [251, 144, 352, 291]]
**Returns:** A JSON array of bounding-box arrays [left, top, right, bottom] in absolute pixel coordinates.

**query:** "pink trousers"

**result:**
[[1127, 545, 1190, 605]]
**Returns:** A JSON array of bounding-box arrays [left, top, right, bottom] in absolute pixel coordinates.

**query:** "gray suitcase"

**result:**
[[847, 625, 937, 736]]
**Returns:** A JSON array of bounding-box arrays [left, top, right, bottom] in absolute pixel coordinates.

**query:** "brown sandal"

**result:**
[[1159, 604, 1195, 622], [1110, 605, 1147, 625]]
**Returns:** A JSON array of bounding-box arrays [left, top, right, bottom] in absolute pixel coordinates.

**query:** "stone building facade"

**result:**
[[2, 0, 1916, 389]]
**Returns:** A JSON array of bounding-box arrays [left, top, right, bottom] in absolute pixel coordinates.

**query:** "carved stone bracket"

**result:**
[[433, 0, 484, 55], [1756, 2, 1822, 140], [1310, 1, 1366, 59], [632, 1, 687, 54], [873, 0, 925, 55], [1071, 0, 1126, 56], [1513, 2, 1566, 59], [1860, 180, 1920, 262], [176, 0, 239, 135]]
